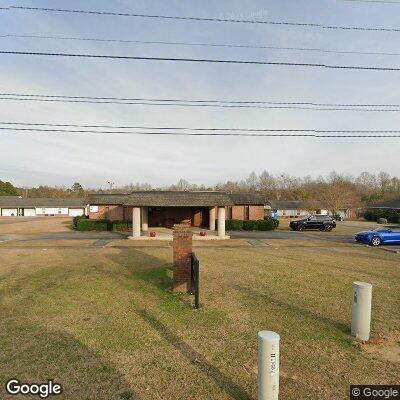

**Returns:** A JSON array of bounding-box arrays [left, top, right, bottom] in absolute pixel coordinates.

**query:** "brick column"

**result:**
[[172, 223, 193, 292]]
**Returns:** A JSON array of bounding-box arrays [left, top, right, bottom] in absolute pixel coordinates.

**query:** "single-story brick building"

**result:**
[[0, 196, 86, 217], [87, 191, 266, 237]]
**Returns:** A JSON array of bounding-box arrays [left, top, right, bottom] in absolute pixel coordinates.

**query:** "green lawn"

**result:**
[[0, 240, 399, 399]]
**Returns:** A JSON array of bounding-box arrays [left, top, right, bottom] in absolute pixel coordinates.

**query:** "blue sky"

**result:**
[[1, 0, 400, 188]]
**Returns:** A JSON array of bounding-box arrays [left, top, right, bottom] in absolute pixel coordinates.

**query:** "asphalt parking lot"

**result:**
[[0, 217, 399, 252]]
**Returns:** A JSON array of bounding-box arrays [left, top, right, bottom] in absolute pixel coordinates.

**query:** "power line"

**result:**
[[2, 93, 400, 107], [7, 6, 400, 33], [2, 50, 400, 71], [1, 122, 400, 137], [2, 93, 400, 111], [1, 127, 399, 138], [3, 33, 400, 57]]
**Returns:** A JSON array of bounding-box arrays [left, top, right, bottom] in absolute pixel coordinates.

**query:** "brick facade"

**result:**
[[88, 205, 124, 221], [172, 224, 193, 292], [249, 205, 265, 220], [89, 204, 265, 224], [230, 205, 264, 221]]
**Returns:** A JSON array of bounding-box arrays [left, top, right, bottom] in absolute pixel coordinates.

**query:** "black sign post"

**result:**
[[190, 253, 200, 309]]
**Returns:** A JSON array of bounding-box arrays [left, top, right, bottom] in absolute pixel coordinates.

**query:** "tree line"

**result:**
[[1, 171, 399, 214]]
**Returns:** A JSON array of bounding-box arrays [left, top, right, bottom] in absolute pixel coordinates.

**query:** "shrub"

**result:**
[[257, 219, 276, 231], [225, 219, 243, 230], [73, 215, 88, 228], [76, 219, 108, 231], [112, 220, 132, 231], [225, 218, 279, 231], [377, 218, 388, 224], [364, 210, 399, 223], [265, 216, 279, 229], [242, 220, 258, 230], [363, 211, 375, 221]]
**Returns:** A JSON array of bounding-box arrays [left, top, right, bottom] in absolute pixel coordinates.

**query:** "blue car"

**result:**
[[355, 228, 400, 246]]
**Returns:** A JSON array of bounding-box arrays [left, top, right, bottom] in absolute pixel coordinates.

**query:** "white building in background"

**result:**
[[0, 196, 86, 217], [265, 200, 357, 220], [265, 200, 310, 218]]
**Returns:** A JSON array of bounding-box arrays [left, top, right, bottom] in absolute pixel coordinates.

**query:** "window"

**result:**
[[244, 206, 250, 220], [227, 206, 232, 219]]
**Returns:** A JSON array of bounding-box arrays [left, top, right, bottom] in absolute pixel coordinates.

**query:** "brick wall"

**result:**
[[231, 205, 245, 220], [249, 205, 265, 220], [88, 205, 124, 221], [172, 224, 193, 293], [124, 206, 133, 221], [231, 205, 264, 220]]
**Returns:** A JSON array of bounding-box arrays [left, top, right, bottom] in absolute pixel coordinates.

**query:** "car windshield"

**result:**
[[373, 228, 390, 232]]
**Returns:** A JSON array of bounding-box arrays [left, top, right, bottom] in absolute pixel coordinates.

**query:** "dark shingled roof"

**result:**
[[86, 193, 130, 205], [228, 193, 268, 205], [125, 191, 234, 207], [87, 191, 266, 207], [0, 196, 86, 208], [368, 197, 400, 209]]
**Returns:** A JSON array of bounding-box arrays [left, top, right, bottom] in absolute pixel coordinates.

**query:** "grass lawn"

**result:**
[[0, 238, 399, 399]]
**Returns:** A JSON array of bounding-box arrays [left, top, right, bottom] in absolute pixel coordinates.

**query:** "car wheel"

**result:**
[[324, 225, 333, 232], [371, 236, 382, 246], [297, 224, 305, 231]]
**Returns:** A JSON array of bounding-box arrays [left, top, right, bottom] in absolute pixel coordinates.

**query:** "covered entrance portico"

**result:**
[[130, 205, 226, 239], [148, 206, 209, 228]]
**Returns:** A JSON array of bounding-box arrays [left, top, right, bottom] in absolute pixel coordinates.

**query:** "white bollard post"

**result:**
[[258, 331, 280, 400], [351, 281, 372, 341]]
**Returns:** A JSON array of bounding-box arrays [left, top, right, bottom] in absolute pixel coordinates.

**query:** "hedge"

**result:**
[[225, 219, 243, 230], [72, 215, 88, 228], [76, 219, 109, 231], [265, 216, 280, 229], [364, 210, 400, 223], [377, 218, 388, 224], [242, 220, 258, 230], [258, 219, 277, 231], [225, 217, 279, 231], [112, 220, 132, 231]]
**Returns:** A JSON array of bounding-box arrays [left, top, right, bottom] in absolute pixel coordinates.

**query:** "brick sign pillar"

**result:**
[[172, 223, 193, 292]]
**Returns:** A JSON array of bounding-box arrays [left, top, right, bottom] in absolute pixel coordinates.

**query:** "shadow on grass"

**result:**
[[231, 284, 349, 335], [137, 309, 252, 400], [106, 248, 173, 292], [0, 322, 140, 400]]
